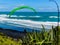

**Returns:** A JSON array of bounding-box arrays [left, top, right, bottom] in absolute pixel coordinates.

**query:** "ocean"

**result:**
[[0, 12, 60, 22], [0, 12, 60, 31]]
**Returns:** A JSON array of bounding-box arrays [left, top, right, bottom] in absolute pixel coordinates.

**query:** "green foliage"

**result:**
[[21, 25, 53, 45], [0, 25, 60, 45], [0, 33, 22, 45]]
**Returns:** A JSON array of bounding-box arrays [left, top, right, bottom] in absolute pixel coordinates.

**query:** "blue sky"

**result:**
[[0, 0, 60, 12]]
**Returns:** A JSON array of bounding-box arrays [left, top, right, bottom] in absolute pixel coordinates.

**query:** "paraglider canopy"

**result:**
[[9, 6, 37, 17]]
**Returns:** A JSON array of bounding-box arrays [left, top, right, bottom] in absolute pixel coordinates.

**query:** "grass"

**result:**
[[0, 33, 22, 45], [0, 25, 60, 45]]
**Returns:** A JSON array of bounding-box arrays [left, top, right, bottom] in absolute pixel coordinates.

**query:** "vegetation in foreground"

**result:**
[[0, 33, 22, 45], [0, 26, 60, 45]]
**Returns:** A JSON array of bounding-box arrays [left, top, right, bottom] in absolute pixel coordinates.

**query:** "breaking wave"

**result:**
[[0, 14, 59, 30], [0, 14, 41, 18], [49, 16, 60, 18]]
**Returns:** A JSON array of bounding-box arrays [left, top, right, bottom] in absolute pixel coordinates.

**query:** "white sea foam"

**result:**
[[0, 14, 59, 30], [28, 16, 41, 18], [49, 16, 60, 18], [0, 14, 9, 17], [0, 14, 41, 18], [11, 15, 27, 17], [10, 15, 18, 17], [19, 16, 27, 17], [11, 15, 41, 18]]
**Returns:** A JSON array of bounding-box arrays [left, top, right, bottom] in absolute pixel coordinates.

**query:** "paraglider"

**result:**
[[9, 6, 37, 17]]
